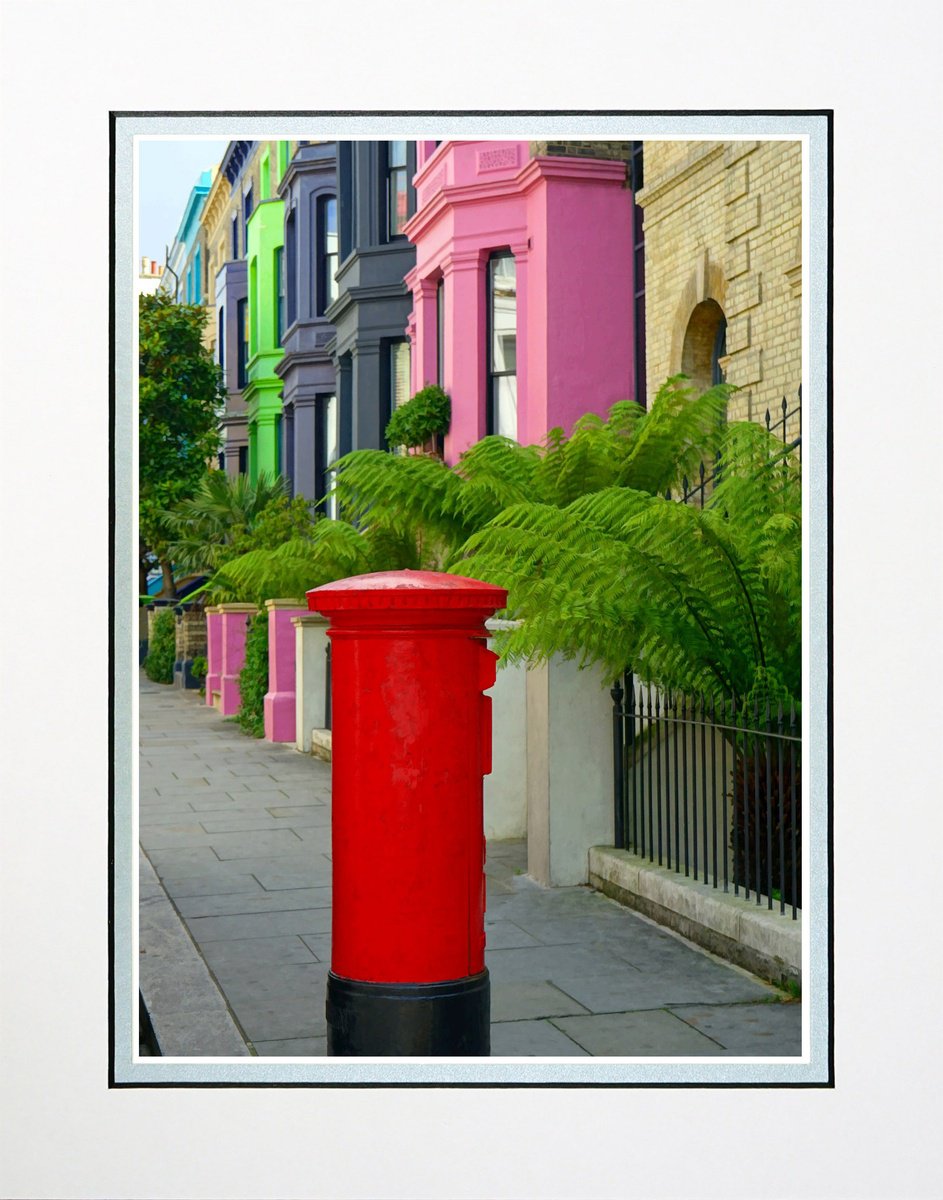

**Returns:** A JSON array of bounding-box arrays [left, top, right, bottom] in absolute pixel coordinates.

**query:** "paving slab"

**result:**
[[484, 942, 647, 982], [175, 886, 333, 919], [160, 871, 264, 899], [255, 1037, 329, 1056], [228, 998, 327, 1043], [140, 809, 206, 825], [199, 935, 320, 970], [490, 1019, 589, 1056], [490, 981, 591, 1022], [482, 920, 542, 949], [187, 907, 333, 943], [144, 845, 229, 874], [299, 933, 332, 960], [552, 1009, 725, 1056], [670, 1002, 802, 1055], [250, 865, 334, 891], [549, 965, 774, 1015]]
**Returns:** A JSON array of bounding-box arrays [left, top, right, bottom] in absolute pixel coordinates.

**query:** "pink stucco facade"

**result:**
[[263, 602, 305, 742], [404, 141, 636, 463], [205, 608, 222, 707], [217, 605, 256, 717]]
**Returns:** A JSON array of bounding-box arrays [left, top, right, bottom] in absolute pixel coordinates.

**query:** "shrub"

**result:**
[[236, 613, 268, 738], [385, 385, 450, 451], [143, 608, 176, 684], [191, 653, 209, 697]]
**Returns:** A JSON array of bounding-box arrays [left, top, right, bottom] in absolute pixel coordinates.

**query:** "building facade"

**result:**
[[404, 140, 638, 462], [244, 192, 286, 482], [208, 141, 296, 477], [200, 161, 245, 472], [161, 169, 213, 304], [275, 142, 338, 504], [327, 141, 418, 456], [635, 139, 802, 428]]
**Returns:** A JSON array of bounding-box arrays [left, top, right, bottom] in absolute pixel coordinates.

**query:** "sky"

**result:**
[[138, 139, 229, 264]]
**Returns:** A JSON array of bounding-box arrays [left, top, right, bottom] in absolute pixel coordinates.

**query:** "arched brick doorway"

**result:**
[[681, 299, 727, 394]]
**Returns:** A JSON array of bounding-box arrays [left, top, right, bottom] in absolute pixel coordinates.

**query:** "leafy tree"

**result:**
[[162, 470, 298, 576], [139, 293, 224, 596], [142, 608, 176, 684], [454, 419, 801, 706]]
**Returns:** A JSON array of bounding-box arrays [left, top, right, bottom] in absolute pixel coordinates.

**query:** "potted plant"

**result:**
[[385, 385, 450, 457]]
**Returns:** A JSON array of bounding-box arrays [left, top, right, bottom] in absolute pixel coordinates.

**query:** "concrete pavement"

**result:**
[[138, 673, 801, 1057]]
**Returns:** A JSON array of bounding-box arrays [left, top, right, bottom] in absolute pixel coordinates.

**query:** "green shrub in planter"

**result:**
[[143, 608, 176, 684], [385, 384, 450, 451], [236, 613, 268, 738], [191, 654, 208, 696]]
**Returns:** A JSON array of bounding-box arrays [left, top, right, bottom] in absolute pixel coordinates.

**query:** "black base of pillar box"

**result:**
[[326, 970, 490, 1057]]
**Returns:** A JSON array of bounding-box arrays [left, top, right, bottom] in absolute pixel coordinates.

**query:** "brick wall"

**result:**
[[530, 140, 633, 169], [175, 610, 208, 660], [637, 139, 802, 429]]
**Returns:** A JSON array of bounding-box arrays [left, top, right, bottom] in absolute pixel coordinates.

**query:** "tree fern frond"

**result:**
[[618, 375, 731, 495]]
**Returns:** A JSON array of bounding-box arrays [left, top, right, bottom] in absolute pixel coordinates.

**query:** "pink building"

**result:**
[[404, 141, 638, 462], [263, 600, 306, 742]]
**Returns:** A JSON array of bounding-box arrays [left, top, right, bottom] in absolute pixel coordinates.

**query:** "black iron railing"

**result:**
[[611, 676, 801, 918], [667, 388, 802, 507]]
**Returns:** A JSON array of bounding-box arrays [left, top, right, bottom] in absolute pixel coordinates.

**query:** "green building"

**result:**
[[244, 195, 286, 482]]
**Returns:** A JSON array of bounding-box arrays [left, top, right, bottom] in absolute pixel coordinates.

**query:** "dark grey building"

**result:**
[[215, 259, 248, 474], [326, 142, 418, 456], [275, 143, 339, 504]]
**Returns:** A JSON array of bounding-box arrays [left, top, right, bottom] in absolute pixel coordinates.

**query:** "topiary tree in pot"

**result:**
[[385, 384, 451, 456]]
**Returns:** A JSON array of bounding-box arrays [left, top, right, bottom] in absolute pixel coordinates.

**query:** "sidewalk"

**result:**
[[138, 673, 801, 1057]]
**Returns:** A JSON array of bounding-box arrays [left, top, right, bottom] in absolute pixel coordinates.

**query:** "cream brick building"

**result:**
[[199, 166, 231, 357], [637, 139, 802, 432]]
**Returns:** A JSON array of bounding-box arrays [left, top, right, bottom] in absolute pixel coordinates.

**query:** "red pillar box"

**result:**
[[217, 604, 257, 717], [307, 569, 507, 1057], [205, 607, 222, 708], [263, 600, 306, 742]]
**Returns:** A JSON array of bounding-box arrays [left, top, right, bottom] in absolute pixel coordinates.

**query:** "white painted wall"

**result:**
[[483, 645, 527, 840], [293, 614, 329, 752], [526, 655, 615, 886]]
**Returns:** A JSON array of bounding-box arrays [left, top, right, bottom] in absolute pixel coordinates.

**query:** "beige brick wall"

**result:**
[[201, 166, 232, 357], [638, 139, 802, 432]]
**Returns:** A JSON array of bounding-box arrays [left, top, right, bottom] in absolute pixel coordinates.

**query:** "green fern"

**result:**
[[331, 378, 732, 566], [455, 416, 801, 705]]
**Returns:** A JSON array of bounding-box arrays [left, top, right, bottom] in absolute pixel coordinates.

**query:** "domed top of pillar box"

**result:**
[[306, 569, 507, 631]]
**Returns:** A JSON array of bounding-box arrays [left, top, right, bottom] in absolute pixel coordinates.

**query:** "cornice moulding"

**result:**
[[403, 154, 627, 242]]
